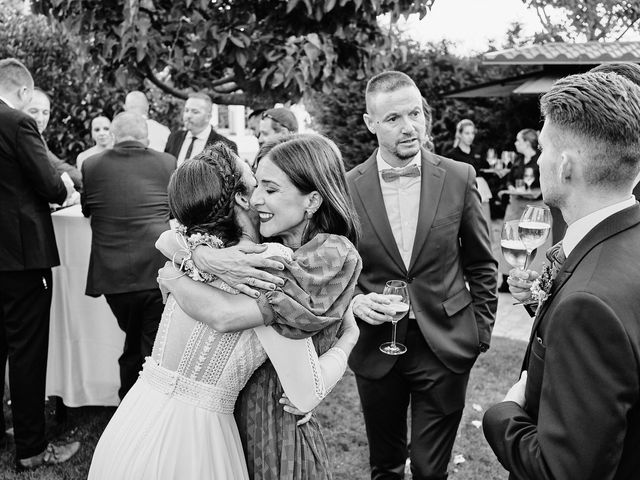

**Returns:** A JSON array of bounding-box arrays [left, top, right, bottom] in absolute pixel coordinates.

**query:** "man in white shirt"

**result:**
[[484, 72, 640, 480], [123, 90, 170, 152], [346, 71, 497, 479], [164, 92, 237, 166]]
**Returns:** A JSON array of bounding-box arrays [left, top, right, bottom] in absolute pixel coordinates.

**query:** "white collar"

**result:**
[[563, 196, 636, 257], [376, 149, 421, 172], [189, 124, 212, 141], [0, 94, 15, 109]]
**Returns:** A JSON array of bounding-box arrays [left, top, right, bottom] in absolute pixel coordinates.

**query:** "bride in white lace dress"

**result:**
[[88, 143, 360, 480]]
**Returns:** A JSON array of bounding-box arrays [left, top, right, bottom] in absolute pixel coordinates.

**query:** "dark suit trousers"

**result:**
[[355, 321, 470, 480], [0, 269, 52, 459], [105, 289, 163, 399]]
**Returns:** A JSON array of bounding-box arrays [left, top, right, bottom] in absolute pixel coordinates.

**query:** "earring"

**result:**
[[305, 209, 314, 219]]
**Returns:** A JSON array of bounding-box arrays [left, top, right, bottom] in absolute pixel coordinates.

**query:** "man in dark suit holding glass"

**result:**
[[484, 72, 640, 480], [347, 71, 497, 480], [81, 111, 175, 399], [0, 58, 79, 470]]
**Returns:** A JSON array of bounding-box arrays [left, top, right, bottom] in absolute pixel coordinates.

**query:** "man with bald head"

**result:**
[[347, 71, 497, 479], [81, 111, 176, 399], [123, 90, 170, 151]]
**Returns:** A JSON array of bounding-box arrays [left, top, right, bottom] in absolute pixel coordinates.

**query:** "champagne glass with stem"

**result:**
[[501, 220, 528, 270], [518, 205, 551, 270], [379, 280, 409, 355]]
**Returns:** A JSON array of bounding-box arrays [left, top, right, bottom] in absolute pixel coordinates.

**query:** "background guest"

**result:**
[[76, 115, 112, 170], [81, 112, 176, 399], [247, 108, 265, 140], [257, 107, 299, 147], [445, 118, 490, 175], [0, 57, 79, 471], [123, 90, 170, 152], [165, 91, 237, 166], [23, 88, 83, 191]]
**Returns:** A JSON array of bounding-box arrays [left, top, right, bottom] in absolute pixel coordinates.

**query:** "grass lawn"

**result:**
[[1, 336, 526, 479]]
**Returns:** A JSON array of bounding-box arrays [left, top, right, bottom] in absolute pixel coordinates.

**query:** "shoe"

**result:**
[[16, 441, 80, 471]]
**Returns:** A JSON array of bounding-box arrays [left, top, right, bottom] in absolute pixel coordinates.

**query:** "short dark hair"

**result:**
[[255, 134, 360, 246], [0, 58, 33, 91], [365, 71, 417, 113], [168, 142, 247, 245], [590, 62, 640, 87], [540, 72, 640, 189]]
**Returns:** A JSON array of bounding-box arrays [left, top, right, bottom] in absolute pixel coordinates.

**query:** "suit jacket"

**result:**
[[81, 140, 176, 296], [483, 204, 640, 480], [164, 128, 238, 159], [347, 149, 498, 378], [0, 99, 67, 271]]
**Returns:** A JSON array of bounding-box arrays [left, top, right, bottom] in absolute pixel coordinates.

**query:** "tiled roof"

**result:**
[[484, 41, 640, 65]]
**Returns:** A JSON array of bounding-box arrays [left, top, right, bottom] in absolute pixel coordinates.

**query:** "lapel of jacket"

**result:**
[[353, 150, 406, 273], [529, 203, 640, 339], [408, 150, 445, 272]]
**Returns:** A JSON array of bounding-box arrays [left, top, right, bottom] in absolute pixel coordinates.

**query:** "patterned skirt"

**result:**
[[235, 360, 332, 480]]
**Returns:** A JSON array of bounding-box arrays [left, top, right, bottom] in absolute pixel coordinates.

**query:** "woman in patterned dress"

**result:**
[[157, 134, 368, 479], [88, 140, 362, 479]]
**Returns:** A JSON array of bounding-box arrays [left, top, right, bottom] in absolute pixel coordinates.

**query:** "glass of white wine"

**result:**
[[518, 205, 551, 269], [379, 280, 409, 356], [501, 220, 527, 269]]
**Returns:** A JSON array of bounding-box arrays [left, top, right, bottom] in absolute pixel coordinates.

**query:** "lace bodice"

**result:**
[[146, 242, 348, 415], [150, 295, 267, 409]]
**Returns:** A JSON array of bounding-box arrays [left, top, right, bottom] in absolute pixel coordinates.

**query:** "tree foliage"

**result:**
[[522, 0, 640, 41], [0, 8, 117, 161], [34, 0, 434, 106]]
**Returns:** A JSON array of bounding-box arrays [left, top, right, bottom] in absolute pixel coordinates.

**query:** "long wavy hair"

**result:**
[[168, 142, 247, 246], [255, 134, 360, 246]]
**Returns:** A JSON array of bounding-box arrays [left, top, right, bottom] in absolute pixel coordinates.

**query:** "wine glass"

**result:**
[[518, 205, 551, 269], [486, 148, 497, 167], [523, 167, 535, 190], [500, 221, 527, 270], [379, 280, 409, 355]]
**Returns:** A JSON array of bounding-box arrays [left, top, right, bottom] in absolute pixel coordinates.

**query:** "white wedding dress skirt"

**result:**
[[88, 359, 249, 479], [88, 296, 267, 480]]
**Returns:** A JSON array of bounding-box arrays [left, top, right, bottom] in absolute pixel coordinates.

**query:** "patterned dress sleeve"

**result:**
[[255, 234, 362, 340]]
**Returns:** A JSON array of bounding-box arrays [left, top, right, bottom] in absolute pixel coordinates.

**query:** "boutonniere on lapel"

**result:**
[[530, 241, 565, 311], [530, 263, 556, 308]]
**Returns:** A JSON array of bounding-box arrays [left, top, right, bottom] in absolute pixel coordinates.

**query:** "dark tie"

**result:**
[[184, 135, 197, 161], [380, 164, 421, 182]]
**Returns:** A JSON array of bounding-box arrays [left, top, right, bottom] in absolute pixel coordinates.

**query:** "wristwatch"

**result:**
[[479, 342, 490, 353]]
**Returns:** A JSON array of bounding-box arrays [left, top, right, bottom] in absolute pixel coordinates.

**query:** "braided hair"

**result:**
[[168, 142, 247, 246]]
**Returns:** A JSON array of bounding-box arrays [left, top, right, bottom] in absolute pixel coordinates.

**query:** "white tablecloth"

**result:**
[[46, 205, 124, 407]]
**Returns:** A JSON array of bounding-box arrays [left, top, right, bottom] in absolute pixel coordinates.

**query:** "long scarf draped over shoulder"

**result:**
[[255, 233, 362, 341]]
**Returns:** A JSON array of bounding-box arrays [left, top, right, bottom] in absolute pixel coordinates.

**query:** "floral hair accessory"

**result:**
[[173, 224, 224, 283]]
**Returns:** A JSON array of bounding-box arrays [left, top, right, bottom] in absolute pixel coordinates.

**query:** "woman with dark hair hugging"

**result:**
[[88, 137, 363, 479]]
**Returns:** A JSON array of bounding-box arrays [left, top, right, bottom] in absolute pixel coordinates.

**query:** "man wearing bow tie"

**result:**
[[346, 71, 497, 480], [484, 72, 640, 480]]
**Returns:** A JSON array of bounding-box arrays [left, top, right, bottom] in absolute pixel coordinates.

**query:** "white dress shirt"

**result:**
[[177, 124, 212, 166], [0, 95, 15, 109], [562, 196, 636, 257], [146, 118, 171, 152], [376, 150, 422, 270]]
